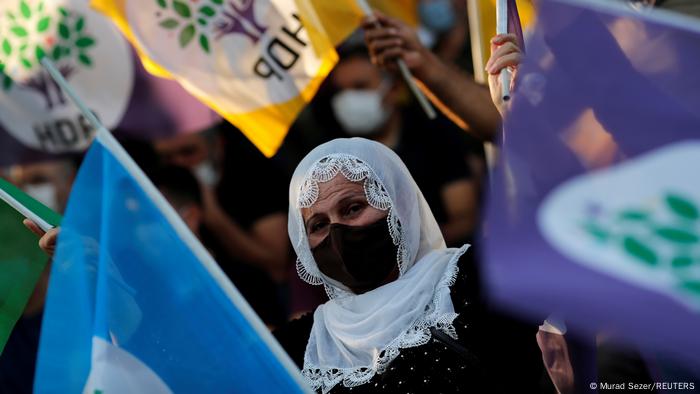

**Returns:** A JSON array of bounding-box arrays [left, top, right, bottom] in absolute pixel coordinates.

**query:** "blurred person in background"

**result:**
[[153, 126, 291, 327], [363, 12, 502, 142], [149, 164, 288, 328], [418, 0, 474, 72], [7, 160, 76, 214], [324, 45, 480, 246]]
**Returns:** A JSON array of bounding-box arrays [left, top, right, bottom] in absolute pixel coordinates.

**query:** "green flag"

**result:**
[[0, 177, 61, 354]]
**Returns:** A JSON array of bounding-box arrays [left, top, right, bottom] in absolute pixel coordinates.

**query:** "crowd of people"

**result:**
[[1, 0, 698, 393]]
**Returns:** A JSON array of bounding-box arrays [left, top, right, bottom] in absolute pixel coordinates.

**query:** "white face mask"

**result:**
[[331, 86, 391, 136], [25, 183, 59, 211], [192, 159, 220, 187]]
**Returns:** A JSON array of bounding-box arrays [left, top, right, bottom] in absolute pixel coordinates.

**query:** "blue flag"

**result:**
[[484, 0, 700, 370], [34, 129, 308, 393]]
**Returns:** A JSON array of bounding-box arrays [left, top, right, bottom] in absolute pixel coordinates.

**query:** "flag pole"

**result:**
[[496, 0, 511, 101], [41, 58, 102, 132], [467, 0, 487, 84], [40, 57, 313, 393], [356, 0, 437, 119]]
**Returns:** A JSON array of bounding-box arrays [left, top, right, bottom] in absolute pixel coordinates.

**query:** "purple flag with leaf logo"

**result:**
[[484, 0, 700, 370]]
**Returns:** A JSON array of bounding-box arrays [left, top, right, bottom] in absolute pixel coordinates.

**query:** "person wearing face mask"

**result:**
[[154, 127, 290, 274], [273, 138, 547, 393], [153, 126, 291, 326], [148, 164, 288, 328], [327, 45, 481, 247]]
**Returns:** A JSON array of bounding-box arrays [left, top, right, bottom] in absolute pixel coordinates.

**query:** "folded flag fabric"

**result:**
[[0, 177, 61, 354], [92, 0, 333, 157], [484, 0, 700, 370], [92, 0, 416, 158], [34, 128, 308, 393]]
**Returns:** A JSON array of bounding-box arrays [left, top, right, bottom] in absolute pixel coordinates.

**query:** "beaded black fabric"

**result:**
[[275, 247, 546, 393]]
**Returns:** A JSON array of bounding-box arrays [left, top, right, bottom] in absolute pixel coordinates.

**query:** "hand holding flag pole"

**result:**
[[356, 0, 437, 119], [496, 0, 512, 102]]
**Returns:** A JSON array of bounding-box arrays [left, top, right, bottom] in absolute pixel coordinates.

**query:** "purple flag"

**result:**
[[484, 0, 700, 371]]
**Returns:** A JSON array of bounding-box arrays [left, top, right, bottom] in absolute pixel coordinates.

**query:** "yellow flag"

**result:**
[[372, 0, 419, 27], [467, 0, 535, 83], [92, 0, 417, 156], [296, 0, 418, 57], [92, 0, 345, 157]]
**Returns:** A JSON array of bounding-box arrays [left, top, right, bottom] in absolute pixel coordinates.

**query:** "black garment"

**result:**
[[274, 247, 546, 393], [393, 110, 477, 246], [202, 126, 291, 326], [216, 126, 289, 229], [210, 249, 288, 327], [0, 313, 42, 394]]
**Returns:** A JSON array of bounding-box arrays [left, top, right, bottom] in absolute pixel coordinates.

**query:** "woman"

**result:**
[[26, 137, 544, 392], [274, 137, 544, 393]]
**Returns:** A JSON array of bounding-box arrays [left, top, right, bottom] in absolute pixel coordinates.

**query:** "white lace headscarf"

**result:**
[[288, 138, 470, 393]]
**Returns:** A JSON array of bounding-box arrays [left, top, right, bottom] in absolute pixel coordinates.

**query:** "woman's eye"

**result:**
[[345, 203, 365, 216], [310, 221, 327, 233]]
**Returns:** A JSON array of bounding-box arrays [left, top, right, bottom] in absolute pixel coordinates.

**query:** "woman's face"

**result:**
[[302, 175, 387, 248]]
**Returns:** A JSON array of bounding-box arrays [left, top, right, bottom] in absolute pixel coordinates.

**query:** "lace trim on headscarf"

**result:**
[[301, 244, 469, 393], [294, 154, 409, 294]]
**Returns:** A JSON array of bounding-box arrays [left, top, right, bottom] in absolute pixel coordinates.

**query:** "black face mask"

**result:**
[[311, 218, 398, 295]]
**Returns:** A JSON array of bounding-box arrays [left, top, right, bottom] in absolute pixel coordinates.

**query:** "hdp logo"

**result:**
[[0, 0, 133, 153], [581, 193, 700, 297], [0, 0, 97, 109], [155, 0, 267, 53], [154, 0, 308, 81], [538, 142, 700, 310]]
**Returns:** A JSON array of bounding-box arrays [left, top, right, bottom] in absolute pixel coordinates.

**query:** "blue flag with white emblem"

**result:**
[[34, 129, 308, 393]]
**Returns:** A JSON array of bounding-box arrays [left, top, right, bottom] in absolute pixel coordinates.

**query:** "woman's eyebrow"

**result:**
[[303, 186, 364, 226], [336, 192, 365, 207]]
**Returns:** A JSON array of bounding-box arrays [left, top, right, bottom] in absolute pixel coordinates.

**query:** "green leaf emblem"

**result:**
[[654, 227, 699, 244], [76, 17, 85, 33], [2, 39, 11, 56], [20, 57, 32, 69], [680, 279, 700, 296], [671, 256, 694, 268], [20, 0, 31, 19], [666, 194, 699, 220], [35, 46, 46, 62], [199, 5, 216, 17], [159, 18, 180, 29], [76, 37, 96, 48], [173, 1, 192, 18], [179, 24, 195, 47], [37, 16, 51, 32], [623, 236, 658, 266], [51, 45, 62, 60], [59, 23, 71, 39], [11, 26, 29, 37], [199, 34, 210, 53], [618, 210, 649, 221], [78, 53, 92, 66]]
